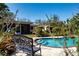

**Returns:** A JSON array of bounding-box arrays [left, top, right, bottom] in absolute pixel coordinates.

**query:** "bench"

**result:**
[[12, 35, 41, 56]]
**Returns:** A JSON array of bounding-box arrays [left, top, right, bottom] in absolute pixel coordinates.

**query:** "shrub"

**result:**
[[0, 35, 16, 56]]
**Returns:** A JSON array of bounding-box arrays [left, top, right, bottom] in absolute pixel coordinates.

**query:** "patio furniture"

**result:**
[[12, 35, 41, 56]]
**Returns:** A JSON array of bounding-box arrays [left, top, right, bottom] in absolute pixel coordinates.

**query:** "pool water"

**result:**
[[36, 37, 78, 48]]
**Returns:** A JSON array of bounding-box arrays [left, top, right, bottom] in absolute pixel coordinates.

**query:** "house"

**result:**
[[1, 21, 33, 34], [15, 21, 33, 34]]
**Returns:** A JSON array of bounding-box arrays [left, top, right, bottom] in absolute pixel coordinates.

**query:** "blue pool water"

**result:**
[[36, 37, 78, 48]]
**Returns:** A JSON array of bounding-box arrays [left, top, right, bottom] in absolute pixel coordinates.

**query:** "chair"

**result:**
[[12, 34, 41, 56]]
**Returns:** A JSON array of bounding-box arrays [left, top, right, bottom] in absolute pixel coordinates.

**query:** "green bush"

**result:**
[[35, 27, 50, 37]]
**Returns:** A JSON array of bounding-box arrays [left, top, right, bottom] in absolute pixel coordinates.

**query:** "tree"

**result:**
[[0, 3, 9, 19], [0, 3, 9, 11], [0, 3, 15, 32]]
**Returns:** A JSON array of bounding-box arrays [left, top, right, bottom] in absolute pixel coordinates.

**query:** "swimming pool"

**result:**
[[36, 37, 78, 48]]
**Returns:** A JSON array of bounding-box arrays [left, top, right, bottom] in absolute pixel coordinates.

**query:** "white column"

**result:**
[[20, 24, 21, 34]]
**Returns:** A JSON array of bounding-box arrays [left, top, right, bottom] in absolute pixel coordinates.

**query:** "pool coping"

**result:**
[[33, 36, 65, 39]]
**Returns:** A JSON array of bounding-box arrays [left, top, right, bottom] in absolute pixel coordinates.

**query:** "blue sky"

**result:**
[[6, 3, 79, 22]]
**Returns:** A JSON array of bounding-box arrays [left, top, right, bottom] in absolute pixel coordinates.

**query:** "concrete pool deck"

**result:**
[[40, 46, 77, 56], [12, 45, 77, 56], [12, 37, 78, 56]]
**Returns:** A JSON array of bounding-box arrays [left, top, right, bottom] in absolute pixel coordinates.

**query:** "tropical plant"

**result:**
[[0, 3, 17, 56]]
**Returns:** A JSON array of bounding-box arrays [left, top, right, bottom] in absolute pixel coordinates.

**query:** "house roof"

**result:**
[[13, 21, 33, 24], [0, 19, 33, 25]]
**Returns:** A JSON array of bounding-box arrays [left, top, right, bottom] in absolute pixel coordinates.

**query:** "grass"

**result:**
[[24, 34, 37, 38]]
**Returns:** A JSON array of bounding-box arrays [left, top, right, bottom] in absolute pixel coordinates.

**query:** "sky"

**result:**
[[6, 3, 79, 22]]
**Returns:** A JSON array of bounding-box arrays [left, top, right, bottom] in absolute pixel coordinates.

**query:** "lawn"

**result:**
[[24, 34, 37, 38]]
